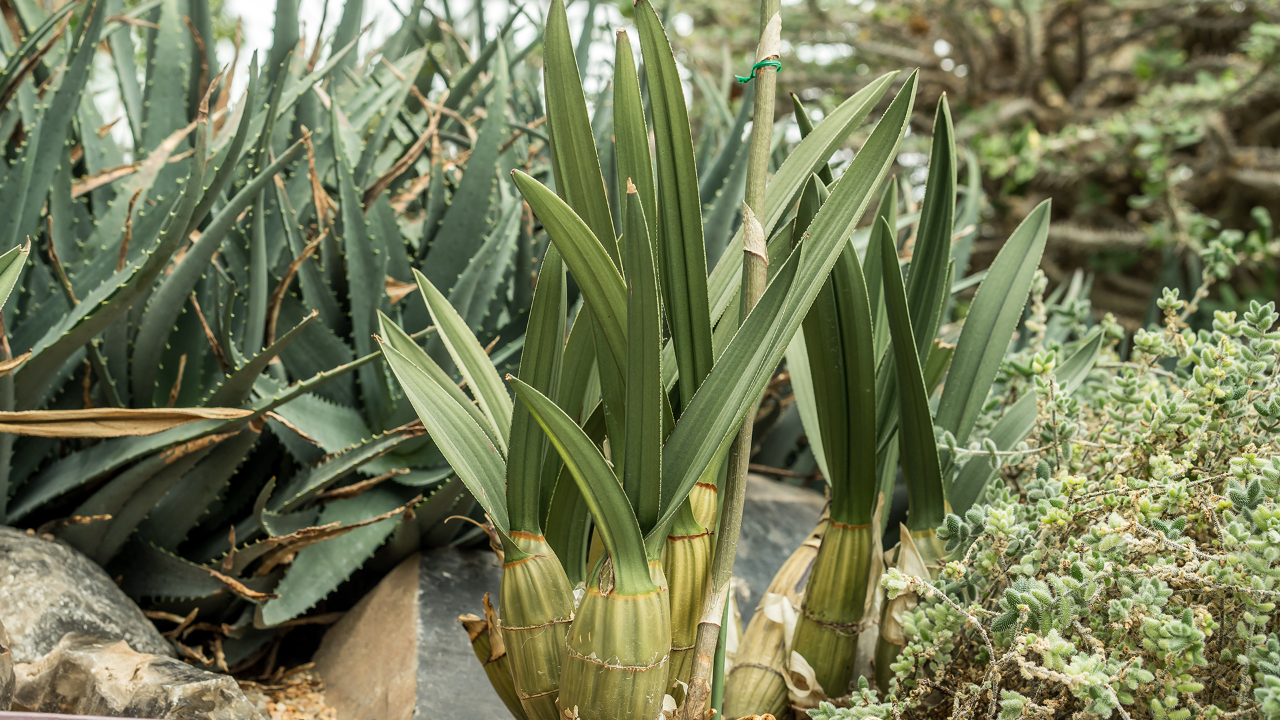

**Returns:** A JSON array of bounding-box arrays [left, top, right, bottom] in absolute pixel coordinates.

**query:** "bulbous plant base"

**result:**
[[500, 535, 577, 720], [663, 525, 710, 696], [722, 519, 826, 720], [791, 521, 873, 698], [558, 573, 671, 720], [689, 482, 718, 530]]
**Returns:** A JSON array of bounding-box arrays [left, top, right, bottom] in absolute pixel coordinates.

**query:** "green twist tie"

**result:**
[[735, 59, 782, 83]]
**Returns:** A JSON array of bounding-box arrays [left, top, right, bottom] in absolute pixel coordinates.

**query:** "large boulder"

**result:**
[[12, 633, 264, 719], [0, 526, 172, 663], [0, 618, 12, 711], [312, 547, 510, 720]]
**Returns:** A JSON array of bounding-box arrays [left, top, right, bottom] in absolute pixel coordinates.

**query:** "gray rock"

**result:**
[[313, 547, 511, 720], [0, 526, 172, 664], [12, 633, 264, 719], [733, 474, 826, 625], [0, 618, 13, 711]]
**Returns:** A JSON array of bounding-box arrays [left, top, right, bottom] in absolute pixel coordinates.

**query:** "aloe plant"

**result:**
[[0, 0, 561, 668]]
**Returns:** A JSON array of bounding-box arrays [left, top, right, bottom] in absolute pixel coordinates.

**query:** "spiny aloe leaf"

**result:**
[[18, 95, 209, 410], [0, 243, 29, 310], [259, 485, 418, 625], [8, 343, 389, 521], [419, 43, 509, 295], [59, 431, 230, 564], [0, 0, 104, 249], [204, 311, 317, 407], [132, 138, 306, 403], [115, 540, 263, 600], [140, 0, 190, 151], [332, 99, 392, 428], [138, 425, 262, 549]]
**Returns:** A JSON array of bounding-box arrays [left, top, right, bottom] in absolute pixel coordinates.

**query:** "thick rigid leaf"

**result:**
[[539, 305, 599, 519], [903, 97, 956, 361], [18, 107, 209, 410], [923, 340, 955, 397], [139, 425, 262, 549], [935, 200, 1051, 456], [260, 485, 414, 625], [59, 432, 227, 564], [635, 0, 713, 411], [879, 223, 946, 533], [702, 138, 750, 264], [512, 171, 627, 368], [0, 244, 28, 309], [510, 378, 655, 595], [705, 73, 895, 331], [613, 30, 656, 242], [0, 0, 103, 249], [245, 194, 270, 353], [115, 540, 262, 600], [272, 427, 418, 511], [421, 43, 508, 294], [700, 82, 754, 207], [445, 198, 521, 332], [132, 139, 306, 403], [204, 312, 317, 407], [543, 0, 616, 263], [651, 72, 918, 542], [950, 148, 983, 277], [8, 345, 387, 521], [414, 269, 513, 446], [379, 342, 509, 533], [506, 244, 566, 534], [140, 0, 188, 150], [274, 179, 341, 330], [0, 408, 252, 437], [622, 189, 663, 534], [950, 328, 1103, 514], [354, 48, 426, 185], [332, 100, 392, 428]]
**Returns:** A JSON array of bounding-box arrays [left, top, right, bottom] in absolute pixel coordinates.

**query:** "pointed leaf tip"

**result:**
[[626, 178, 638, 194]]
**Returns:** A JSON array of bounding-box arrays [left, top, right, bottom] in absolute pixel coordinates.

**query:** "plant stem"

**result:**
[[676, 4, 780, 717]]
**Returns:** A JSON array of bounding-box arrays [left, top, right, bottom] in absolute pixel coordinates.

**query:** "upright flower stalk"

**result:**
[[677, 6, 782, 717]]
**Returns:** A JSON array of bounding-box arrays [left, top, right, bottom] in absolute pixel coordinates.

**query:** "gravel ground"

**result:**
[[239, 669, 337, 720]]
